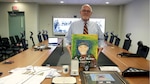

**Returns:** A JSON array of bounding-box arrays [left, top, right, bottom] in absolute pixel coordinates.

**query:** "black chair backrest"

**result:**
[[104, 35, 108, 41], [1, 37, 11, 48], [136, 45, 149, 58], [42, 34, 47, 40], [45, 34, 48, 40], [114, 38, 120, 46], [109, 36, 114, 43], [45, 30, 48, 40], [122, 39, 132, 51], [0, 36, 2, 46], [15, 35, 20, 43], [21, 38, 28, 50], [37, 34, 42, 42], [104, 32, 108, 41], [9, 36, 16, 45]]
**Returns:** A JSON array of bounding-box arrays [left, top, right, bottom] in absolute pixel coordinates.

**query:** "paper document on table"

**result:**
[[0, 66, 61, 84], [99, 66, 121, 72]]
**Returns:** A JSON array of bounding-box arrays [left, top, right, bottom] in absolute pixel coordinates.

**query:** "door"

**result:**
[[8, 12, 25, 38]]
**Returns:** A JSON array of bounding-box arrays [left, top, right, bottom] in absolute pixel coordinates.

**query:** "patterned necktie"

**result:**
[[83, 22, 88, 34]]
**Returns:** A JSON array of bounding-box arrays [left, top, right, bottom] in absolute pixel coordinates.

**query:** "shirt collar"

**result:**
[[81, 19, 89, 24]]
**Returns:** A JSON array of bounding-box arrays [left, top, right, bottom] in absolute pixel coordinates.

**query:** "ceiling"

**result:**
[[0, 0, 135, 5]]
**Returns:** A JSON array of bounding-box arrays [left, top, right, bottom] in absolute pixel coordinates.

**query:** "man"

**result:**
[[65, 4, 106, 57]]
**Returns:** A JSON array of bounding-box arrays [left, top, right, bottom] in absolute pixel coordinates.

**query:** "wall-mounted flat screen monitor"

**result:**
[[53, 18, 105, 35]]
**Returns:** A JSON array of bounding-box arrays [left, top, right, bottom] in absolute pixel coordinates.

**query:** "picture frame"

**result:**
[[80, 71, 129, 84], [71, 34, 98, 67]]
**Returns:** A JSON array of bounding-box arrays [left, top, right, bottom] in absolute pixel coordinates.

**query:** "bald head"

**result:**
[[80, 4, 92, 12], [80, 4, 93, 21]]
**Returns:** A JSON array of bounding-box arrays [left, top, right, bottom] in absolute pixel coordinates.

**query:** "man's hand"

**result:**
[[66, 45, 72, 57], [98, 47, 103, 56]]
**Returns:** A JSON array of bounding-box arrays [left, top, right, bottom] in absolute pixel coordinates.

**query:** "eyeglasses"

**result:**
[[82, 10, 91, 13]]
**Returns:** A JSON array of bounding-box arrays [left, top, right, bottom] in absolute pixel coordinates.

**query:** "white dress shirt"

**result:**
[[65, 19, 106, 47]]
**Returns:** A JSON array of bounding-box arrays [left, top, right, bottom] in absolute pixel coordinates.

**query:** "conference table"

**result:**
[[0, 38, 63, 76], [0, 39, 149, 84], [102, 43, 150, 84]]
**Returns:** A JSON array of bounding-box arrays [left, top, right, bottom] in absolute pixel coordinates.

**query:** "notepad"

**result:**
[[52, 77, 76, 84]]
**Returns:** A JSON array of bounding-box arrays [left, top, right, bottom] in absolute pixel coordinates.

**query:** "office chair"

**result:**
[[21, 38, 28, 50], [42, 30, 48, 40], [0, 43, 4, 62], [109, 32, 115, 43], [0, 37, 3, 61], [9, 36, 20, 54], [122, 33, 132, 51], [30, 31, 35, 46], [136, 41, 149, 58], [21, 32, 28, 50], [114, 35, 120, 46], [1, 37, 14, 58], [0, 54, 3, 62], [37, 31, 42, 43], [9, 36, 16, 45], [45, 30, 49, 40], [118, 41, 149, 58], [104, 32, 109, 41], [0, 36, 2, 48], [15, 35, 21, 44], [0, 48, 3, 62]]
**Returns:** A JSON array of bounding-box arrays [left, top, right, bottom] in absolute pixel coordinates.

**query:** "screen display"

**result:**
[[48, 37, 58, 44], [53, 18, 105, 35]]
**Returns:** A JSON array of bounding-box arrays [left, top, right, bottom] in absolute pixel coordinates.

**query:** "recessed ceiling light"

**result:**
[[14, 0, 18, 2], [60, 1, 64, 4], [105, 2, 110, 4]]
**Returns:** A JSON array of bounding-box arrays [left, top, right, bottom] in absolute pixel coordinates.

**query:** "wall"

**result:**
[[0, 2, 39, 47], [39, 5, 120, 37], [121, 0, 150, 60], [0, 3, 120, 47]]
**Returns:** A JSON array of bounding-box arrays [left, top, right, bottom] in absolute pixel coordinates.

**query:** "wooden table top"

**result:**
[[102, 43, 150, 84], [0, 40, 57, 77], [0, 41, 149, 84]]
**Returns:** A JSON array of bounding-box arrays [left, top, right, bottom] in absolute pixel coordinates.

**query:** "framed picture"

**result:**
[[80, 71, 129, 84], [71, 34, 98, 67]]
